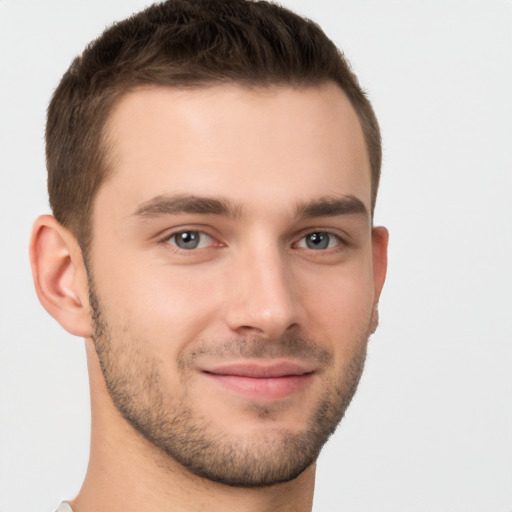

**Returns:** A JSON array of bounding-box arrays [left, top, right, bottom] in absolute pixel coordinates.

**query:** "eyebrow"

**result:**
[[133, 193, 368, 221], [294, 195, 369, 219], [133, 194, 242, 219]]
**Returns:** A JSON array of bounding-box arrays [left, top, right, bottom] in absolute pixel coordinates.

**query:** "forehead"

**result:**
[[98, 83, 371, 219]]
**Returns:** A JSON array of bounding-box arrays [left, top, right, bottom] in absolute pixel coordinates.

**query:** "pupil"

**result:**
[[307, 232, 328, 250], [177, 231, 199, 249]]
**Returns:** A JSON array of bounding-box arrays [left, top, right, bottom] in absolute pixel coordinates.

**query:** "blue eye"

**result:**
[[167, 231, 213, 250], [297, 232, 341, 250]]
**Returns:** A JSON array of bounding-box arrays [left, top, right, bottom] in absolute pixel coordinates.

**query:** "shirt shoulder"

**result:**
[[54, 503, 73, 512]]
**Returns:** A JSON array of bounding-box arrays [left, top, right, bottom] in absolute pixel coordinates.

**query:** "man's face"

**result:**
[[87, 83, 386, 486]]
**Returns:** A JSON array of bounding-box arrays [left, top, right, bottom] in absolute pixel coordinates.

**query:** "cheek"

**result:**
[[91, 251, 228, 358], [297, 258, 375, 346], [142, 270, 222, 335]]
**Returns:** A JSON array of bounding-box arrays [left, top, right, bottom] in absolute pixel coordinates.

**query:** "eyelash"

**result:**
[[162, 230, 219, 251], [160, 228, 347, 253], [294, 231, 345, 251]]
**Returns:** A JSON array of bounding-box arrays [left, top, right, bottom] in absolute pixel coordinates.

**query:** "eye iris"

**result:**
[[175, 231, 200, 249], [306, 232, 329, 250]]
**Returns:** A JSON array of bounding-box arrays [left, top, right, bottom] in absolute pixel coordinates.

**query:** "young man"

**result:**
[[30, 1, 388, 510]]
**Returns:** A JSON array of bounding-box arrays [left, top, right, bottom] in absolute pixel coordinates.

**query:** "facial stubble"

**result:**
[[88, 274, 371, 488]]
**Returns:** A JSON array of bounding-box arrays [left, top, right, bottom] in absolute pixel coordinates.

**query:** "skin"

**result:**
[[30, 82, 388, 512]]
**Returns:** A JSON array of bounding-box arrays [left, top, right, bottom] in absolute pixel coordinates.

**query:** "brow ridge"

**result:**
[[133, 194, 242, 219], [295, 195, 368, 219], [133, 193, 368, 221]]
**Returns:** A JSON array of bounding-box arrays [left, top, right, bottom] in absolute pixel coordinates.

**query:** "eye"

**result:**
[[296, 231, 342, 250], [166, 230, 213, 250]]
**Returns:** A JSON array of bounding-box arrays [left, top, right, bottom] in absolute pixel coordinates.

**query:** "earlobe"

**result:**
[[30, 215, 92, 338]]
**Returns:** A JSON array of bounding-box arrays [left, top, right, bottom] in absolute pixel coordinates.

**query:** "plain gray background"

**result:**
[[1, 1, 511, 511]]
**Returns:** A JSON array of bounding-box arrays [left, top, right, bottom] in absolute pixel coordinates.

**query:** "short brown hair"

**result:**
[[46, 0, 381, 249]]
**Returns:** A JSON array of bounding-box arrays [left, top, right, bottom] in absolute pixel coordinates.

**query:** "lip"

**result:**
[[200, 360, 315, 401]]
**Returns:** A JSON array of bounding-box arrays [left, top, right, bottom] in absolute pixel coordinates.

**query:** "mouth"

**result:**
[[200, 361, 316, 401]]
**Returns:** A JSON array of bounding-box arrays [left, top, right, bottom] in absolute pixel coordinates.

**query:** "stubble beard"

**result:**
[[88, 277, 371, 488]]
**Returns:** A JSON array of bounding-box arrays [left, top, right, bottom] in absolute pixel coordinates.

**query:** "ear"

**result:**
[[370, 226, 389, 333], [30, 215, 93, 338]]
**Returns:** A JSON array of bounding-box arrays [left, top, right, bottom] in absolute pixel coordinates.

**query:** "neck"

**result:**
[[72, 340, 316, 512]]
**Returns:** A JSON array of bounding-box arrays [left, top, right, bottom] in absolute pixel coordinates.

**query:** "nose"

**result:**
[[224, 244, 305, 339]]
